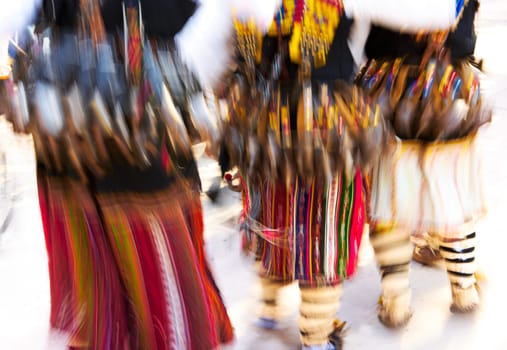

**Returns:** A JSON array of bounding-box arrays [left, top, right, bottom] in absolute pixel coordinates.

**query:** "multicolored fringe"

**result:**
[[38, 170, 130, 349], [180, 186, 235, 344], [37, 169, 233, 349], [244, 169, 365, 286]]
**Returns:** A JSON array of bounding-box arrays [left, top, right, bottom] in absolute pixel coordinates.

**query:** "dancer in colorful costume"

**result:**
[[407, 0, 482, 266], [0, 0, 233, 348], [358, 0, 491, 327], [222, 3, 374, 349], [219, 0, 470, 348]]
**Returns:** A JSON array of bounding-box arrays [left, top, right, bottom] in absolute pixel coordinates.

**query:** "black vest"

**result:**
[[365, 0, 479, 62]]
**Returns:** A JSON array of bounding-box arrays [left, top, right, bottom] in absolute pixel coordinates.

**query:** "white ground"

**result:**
[[0, 1, 506, 349]]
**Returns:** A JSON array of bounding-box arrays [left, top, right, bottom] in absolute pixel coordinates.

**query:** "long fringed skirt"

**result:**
[[37, 169, 233, 349], [243, 170, 366, 287], [369, 134, 487, 237]]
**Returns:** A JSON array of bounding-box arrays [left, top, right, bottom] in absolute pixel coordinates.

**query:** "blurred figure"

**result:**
[[227, 12, 366, 347], [1, 0, 233, 348], [361, 0, 490, 327], [218, 0, 469, 348], [411, 0, 482, 266]]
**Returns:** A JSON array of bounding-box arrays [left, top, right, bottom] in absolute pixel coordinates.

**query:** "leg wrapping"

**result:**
[[298, 284, 342, 346], [370, 226, 413, 327]]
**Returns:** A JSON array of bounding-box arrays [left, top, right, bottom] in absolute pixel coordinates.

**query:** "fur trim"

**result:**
[[176, 0, 280, 88], [0, 0, 40, 37], [378, 290, 413, 328], [450, 284, 480, 313], [343, 0, 458, 33]]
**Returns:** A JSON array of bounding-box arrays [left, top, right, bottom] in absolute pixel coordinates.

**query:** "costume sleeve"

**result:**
[[176, 0, 236, 87], [347, 19, 371, 67], [343, 0, 467, 33], [177, 0, 280, 87]]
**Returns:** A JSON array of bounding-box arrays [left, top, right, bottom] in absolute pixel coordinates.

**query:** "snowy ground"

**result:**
[[1, 1, 507, 349]]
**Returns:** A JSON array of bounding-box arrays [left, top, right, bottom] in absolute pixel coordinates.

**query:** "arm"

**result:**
[[343, 0, 466, 33]]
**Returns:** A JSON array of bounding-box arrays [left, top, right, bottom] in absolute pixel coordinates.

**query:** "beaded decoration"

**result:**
[[234, 0, 344, 68]]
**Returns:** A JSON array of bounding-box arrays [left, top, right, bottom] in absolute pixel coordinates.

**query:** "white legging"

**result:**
[[259, 277, 342, 346]]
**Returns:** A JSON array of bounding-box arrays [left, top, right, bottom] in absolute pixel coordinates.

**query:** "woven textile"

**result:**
[[243, 170, 366, 286], [37, 169, 233, 349]]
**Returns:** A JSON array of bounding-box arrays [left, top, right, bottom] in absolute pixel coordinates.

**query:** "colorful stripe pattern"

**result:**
[[127, 6, 142, 85], [244, 169, 365, 286], [37, 169, 232, 349], [38, 171, 130, 349]]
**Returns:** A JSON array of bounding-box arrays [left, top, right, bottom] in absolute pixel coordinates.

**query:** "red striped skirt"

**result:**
[[37, 170, 233, 349], [243, 170, 366, 287]]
